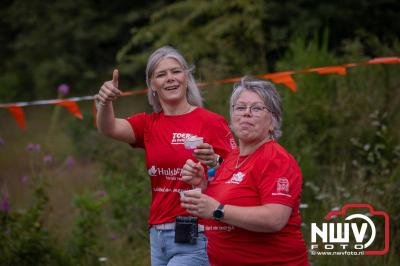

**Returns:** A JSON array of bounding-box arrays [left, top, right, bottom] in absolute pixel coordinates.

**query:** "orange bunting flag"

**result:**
[[258, 72, 297, 92], [54, 100, 83, 120], [214, 77, 242, 84], [121, 88, 149, 96], [368, 57, 400, 65], [1, 56, 400, 131], [7, 106, 26, 128], [308, 66, 347, 76]]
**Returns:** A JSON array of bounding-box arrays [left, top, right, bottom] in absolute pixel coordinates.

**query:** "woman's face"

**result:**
[[232, 90, 274, 144], [151, 58, 188, 106]]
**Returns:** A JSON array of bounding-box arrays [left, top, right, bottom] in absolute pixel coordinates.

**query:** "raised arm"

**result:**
[[96, 69, 136, 144]]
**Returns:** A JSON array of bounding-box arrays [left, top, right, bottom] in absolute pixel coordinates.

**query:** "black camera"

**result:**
[[175, 216, 198, 244]]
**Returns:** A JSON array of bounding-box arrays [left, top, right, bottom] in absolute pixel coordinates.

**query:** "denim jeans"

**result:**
[[149, 227, 210, 266]]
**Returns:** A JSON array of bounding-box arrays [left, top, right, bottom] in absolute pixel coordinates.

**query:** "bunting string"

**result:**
[[1, 57, 399, 128]]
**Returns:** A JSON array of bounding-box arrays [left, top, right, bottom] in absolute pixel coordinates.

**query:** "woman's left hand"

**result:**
[[193, 143, 217, 167], [180, 190, 219, 219]]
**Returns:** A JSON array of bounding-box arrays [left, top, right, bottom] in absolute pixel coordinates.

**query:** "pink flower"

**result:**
[[97, 190, 107, 198], [26, 143, 41, 152], [57, 84, 70, 96], [20, 175, 30, 184], [109, 233, 118, 241], [43, 155, 53, 164], [65, 155, 76, 167], [0, 195, 10, 213]]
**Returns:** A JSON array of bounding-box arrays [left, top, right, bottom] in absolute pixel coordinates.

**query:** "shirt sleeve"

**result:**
[[126, 112, 147, 148], [258, 150, 302, 209], [207, 116, 237, 160]]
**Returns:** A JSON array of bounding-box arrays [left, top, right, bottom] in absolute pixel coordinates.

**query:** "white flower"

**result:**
[[99, 257, 108, 262]]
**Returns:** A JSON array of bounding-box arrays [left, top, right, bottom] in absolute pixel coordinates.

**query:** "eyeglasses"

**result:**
[[232, 104, 269, 116]]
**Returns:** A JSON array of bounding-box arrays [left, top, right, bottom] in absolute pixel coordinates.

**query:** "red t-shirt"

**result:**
[[205, 141, 309, 266], [126, 107, 236, 225]]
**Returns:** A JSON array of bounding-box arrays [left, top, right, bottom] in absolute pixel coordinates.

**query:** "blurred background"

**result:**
[[0, 1, 399, 265]]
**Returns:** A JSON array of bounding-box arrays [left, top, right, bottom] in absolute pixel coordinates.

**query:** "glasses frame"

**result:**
[[232, 104, 270, 116]]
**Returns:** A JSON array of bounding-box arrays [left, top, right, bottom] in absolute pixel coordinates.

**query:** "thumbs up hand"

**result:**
[[96, 69, 122, 106]]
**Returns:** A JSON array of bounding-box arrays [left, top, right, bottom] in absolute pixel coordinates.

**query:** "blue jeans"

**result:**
[[149, 227, 210, 266]]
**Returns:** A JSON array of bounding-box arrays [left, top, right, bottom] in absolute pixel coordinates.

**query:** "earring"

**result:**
[[152, 91, 156, 97]]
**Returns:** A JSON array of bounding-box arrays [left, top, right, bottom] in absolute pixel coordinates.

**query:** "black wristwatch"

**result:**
[[213, 204, 225, 221]]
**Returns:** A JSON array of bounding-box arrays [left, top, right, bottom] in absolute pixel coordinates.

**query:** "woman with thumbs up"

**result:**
[[95, 46, 236, 266]]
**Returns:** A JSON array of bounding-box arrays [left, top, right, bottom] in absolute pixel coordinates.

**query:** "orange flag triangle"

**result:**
[[368, 57, 400, 65], [258, 72, 297, 92], [54, 100, 83, 120], [214, 77, 242, 84], [307, 66, 347, 75], [7, 106, 26, 128]]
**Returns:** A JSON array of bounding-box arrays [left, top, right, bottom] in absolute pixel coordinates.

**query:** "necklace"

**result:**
[[165, 104, 193, 115], [235, 137, 273, 169], [235, 154, 252, 169], [178, 103, 193, 115], [184, 104, 193, 114]]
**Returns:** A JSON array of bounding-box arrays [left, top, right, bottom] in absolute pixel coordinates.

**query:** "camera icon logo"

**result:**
[[310, 203, 389, 256]]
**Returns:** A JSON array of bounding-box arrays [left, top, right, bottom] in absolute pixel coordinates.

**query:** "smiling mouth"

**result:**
[[164, 85, 179, 91], [240, 122, 253, 127]]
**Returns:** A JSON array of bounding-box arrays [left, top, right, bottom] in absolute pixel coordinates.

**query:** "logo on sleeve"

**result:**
[[226, 172, 245, 184], [229, 137, 237, 149], [272, 177, 291, 197]]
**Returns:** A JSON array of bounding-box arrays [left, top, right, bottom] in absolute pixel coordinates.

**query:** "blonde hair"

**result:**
[[146, 46, 203, 112]]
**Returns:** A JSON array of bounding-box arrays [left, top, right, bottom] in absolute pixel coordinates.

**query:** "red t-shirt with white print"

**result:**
[[204, 140, 309, 266], [126, 107, 236, 225]]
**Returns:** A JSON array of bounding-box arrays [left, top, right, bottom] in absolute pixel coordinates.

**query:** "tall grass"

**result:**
[[277, 34, 400, 265]]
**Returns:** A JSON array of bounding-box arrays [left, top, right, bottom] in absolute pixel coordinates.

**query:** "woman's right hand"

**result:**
[[181, 159, 206, 187], [96, 69, 122, 106]]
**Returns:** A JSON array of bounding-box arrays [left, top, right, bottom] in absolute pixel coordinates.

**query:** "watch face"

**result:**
[[213, 208, 224, 220]]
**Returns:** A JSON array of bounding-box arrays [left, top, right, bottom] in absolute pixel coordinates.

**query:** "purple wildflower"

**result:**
[[26, 143, 41, 152], [97, 190, 107, 198], [57, 84, 70, 96], [65, 155, 76, 167], [109, 233, 118, 241], [0, 195, 10, 213], [20, 175, 30, 184], [43, 155, 53, 164], [0, 137, 5, 145]]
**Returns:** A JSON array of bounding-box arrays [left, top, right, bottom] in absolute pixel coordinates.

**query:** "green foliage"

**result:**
[[0, 0, 159, 101], [101, 170, 149, 243], [64, 102, 151, 262], [68, 191, 108, 266], [0, 151, 64, 266], [1, 0, 399, 102], [276, 32, 399, 265], [118, 0, 268, 83]]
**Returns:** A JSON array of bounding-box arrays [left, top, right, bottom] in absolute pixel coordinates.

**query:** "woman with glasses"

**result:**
[[96, 46, 236, 266], [181, 77, 309, 265]]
